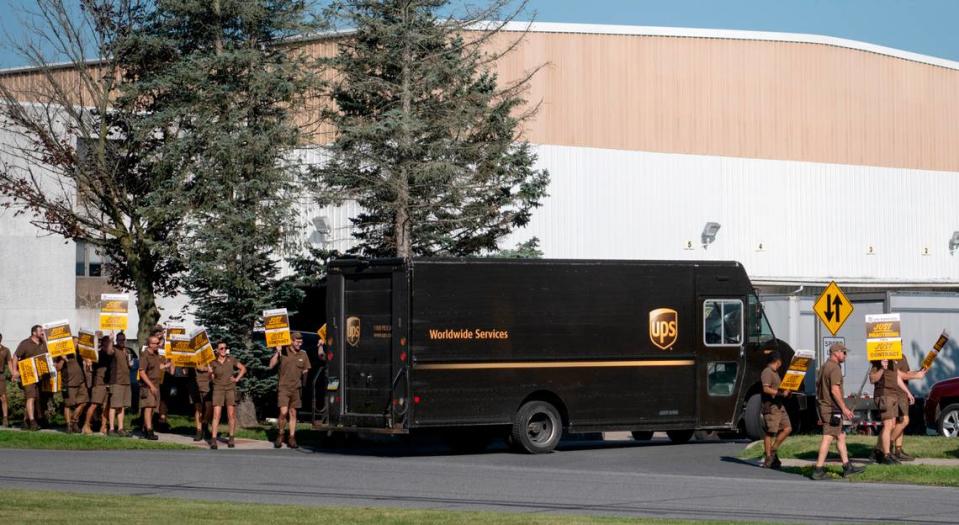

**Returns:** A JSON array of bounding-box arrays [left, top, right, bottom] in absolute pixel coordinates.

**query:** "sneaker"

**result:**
[[842, 462, 865, 476], [210, 440, 218, 450], [878, 453, 901, 465], [28, 420, 39, 431], [895, 448, 915, 462], [228, 436, 235, 449], [872, 448, 884, 463], [145, 431, 159, 441], [761, 455, 774, 468], [194, 430, 204, 442], [771, 453, 783, 470], [288, 435, 298, 449], [810, 467, 828, 480]]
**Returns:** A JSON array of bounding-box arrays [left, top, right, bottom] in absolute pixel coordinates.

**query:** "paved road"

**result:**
[[1, 436, 956, 523]]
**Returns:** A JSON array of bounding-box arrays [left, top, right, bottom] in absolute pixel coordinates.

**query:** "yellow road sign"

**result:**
[[814, 281, 853, 336]]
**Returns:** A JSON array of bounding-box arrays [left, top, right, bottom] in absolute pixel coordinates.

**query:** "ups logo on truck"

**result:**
[[649, 308, 678, 350], [346, 316, 361, 347]]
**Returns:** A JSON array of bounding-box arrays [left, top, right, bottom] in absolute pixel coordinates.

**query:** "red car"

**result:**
[[925, 376, 959, 437]]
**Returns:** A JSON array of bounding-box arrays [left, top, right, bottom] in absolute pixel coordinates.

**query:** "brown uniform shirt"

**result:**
[[15, 338, 45, 361], [192, 368, 212, 393], [210, 356, 238, 391], [92, 350, 110, 387], [871, 361, 900, 397], [62, 357, 86, 388], [278, 350, 310, 391], [0, 345, 10, 375], [817, 360, 844, 413], [896, 358, 911, 403], [138, 351, 164, 386], [109, 347, 131, 386], [760, 366, 783, 408]]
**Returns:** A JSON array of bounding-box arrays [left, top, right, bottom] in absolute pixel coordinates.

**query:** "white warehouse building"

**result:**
[[1, 23, 958, 396]]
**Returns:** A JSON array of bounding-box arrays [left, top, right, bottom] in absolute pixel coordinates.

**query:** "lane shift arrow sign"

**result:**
[[831, 295, 843, 322]]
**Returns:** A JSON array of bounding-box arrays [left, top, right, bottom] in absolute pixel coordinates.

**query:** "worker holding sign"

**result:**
[[869, 359, 912, 464], [760, 352, 791, 469], [139, 335, 173, 440], [0, 333, 13, 427], [14, 325, 47, 430], [887, 357, 926, 462]]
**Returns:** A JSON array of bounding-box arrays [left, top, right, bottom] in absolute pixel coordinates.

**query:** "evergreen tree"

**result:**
[[317, 0, 549, 258], [122, 0, 324, 415]]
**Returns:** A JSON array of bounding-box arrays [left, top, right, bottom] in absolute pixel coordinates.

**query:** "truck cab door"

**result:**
[[697, 296, 746, 428]]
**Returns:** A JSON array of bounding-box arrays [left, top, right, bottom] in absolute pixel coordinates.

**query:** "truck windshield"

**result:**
[[748, 293, 775, 345]]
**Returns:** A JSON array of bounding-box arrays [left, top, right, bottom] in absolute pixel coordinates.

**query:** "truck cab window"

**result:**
[[747, 293, 775, 345], [703, 299, 743, 346]]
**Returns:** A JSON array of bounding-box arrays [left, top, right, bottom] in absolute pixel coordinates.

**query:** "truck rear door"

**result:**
[[328, 264, 404, 428]]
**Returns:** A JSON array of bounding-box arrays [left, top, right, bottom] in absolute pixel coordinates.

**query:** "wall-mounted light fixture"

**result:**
[[950, 231, 959, 255], [701, 222, 721, 249]]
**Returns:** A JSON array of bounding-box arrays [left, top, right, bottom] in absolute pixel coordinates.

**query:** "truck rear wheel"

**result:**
[[511, 400, 562, 454], [744, 393, 764, 441], [666, 430, 694, 444]]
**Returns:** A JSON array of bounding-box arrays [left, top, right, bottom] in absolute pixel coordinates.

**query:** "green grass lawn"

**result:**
[[0, 489, 788, 525], [740, 435, 959, 460], [741, 435, 959, 487], [0, 429, 192, 450]]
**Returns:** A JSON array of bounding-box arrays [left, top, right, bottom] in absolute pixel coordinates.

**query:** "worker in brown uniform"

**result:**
[[890, 357, 926, 461], [138, 335, 172, 440], [0, 333, 14, 427], [106, 334, 133, 436], [870, 358, 913, 464], [189, 364, 213, 442], [812, 343, 865, 480], [13, 325, 47, 430], [269, 331, 311, 449], [760, 352, 791, 469], [58, 339, 89, 433], [83, 336, 112, 435], [209, 341, 247, 449]]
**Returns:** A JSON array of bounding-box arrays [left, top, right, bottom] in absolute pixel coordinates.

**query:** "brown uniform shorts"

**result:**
[[139, 387, 158, 409], [90, 385, 109, 405], [65, 386, 90, 407], [878, 395, 904, 421], [212, 388, 236, 408], [109, 384, 131, 409], [277, 388, 302, 409], [763, 404, 791, 434], [819, 408, 842, 438], [21, 382, 39, 399], [189, 385, 211, 406]]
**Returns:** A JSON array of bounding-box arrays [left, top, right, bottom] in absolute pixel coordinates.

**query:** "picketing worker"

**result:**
[[0, 333, 14, 427], [269, 331, 310, 449], [209, 341, 247, 449], [760, 351, 791, 469], [149, 325, 172, 432], [106, 333, 133, 436], [83, 335, 112, 435], [57, 339, 89, 433], [189, 363, 213, 442], [889, 357, 926, 461], [13, 325, 47, 430], [138, 335, 172, 440], [811, 343, 865, 480], [870, 358, 913, 464]]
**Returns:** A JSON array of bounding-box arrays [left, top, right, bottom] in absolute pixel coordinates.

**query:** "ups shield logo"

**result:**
[[649, 308, 678, 350], [346, 316, 361, 347]]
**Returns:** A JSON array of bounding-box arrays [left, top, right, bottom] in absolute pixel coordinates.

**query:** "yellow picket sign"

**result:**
[[865, 314, 903, 361], [264, 308, 292, 347], [43, 320, 76, 358], [77, 329, 98, 362], [921, 331, 951, 370], [18, 358, 39, 386], [779, 349, 815, 392], [99, 293, 130, 331]]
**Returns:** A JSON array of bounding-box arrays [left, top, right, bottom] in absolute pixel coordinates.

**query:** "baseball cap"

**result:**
[[829, 343, 848, 354]]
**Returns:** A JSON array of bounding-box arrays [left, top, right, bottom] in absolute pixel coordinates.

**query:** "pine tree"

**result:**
[[122, 0, 324, 415], [317, 0, 549, 258]]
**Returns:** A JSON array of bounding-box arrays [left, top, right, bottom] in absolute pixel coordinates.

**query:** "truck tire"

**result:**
[[938, 403, 959, 438], [666, 430, 694, 444], [744, 393, 764, 441], [511, 400, 562, 454], [631, 431, 654, 441]]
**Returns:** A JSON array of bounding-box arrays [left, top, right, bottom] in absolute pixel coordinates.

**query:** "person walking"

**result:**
[[138, 335, 172, 440], [82, 336, 112, 435], [209, 341, 246, 449], [189, 365, 213, 442], [812, 343, 865, 480], [106, 335, 133, 436], [13, 325, 46, 430], [888, 357, 926, 461], [269, 332, 310, 449], [58, 343, 89, 433], [760, 352, 791, 469], [870, 358, 911, 464]]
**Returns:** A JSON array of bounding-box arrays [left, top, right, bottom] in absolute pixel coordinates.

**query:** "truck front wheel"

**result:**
[[511, 400, 562, 454], [744, 393, 764, 441]]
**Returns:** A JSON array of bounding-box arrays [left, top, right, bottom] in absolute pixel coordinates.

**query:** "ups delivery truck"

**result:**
[[316, 257, 794, 453]]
